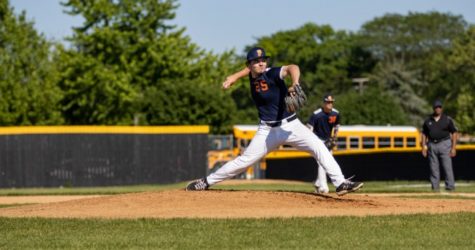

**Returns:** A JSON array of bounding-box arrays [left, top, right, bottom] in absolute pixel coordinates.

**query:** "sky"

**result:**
[[9, 0, 475, 55]]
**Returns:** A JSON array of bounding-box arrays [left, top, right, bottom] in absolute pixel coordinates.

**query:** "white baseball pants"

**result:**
[[315, 142, 330, 192], [207, 118, 346, 187]]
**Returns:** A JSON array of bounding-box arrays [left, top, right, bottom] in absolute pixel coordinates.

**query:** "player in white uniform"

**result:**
[[307, 94, 340, 194], [186, 47, 363, 196]]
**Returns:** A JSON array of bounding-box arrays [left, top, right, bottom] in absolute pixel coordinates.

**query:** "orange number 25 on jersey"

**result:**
[[254, 80, 269, 92]]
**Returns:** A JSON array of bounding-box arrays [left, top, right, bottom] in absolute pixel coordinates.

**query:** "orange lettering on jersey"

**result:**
[[254, 81, 260, 92], [328, 116, 337, 124], [254, 80, 269, 92], [260, 80, 268, 91]]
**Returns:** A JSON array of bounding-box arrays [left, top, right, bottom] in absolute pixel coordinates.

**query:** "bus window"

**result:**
[[378, 137, 391, 148], [362, 137, 375, 149], [336, 137, 347, 150], [406, 137, 416, 147], [349, 137, 359, 149], [394, 137, 404, 148]]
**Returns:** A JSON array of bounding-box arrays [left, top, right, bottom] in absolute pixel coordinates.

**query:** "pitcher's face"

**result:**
[[248, 58, 267, 76]]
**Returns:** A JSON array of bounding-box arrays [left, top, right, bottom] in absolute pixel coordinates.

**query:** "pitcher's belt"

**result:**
[[261, 115, 297, 127]]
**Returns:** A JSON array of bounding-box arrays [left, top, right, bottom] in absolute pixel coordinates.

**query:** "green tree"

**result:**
[[369, 60, 429, 126], [59, 0, 239, 132], [335, 87, 408, 126], [140, 78, 238, 133], [0, 0, 63, 125], [359, 12, 466, 64], [431, 26, 475, 134], [56, 50, 137, 124], [357, 12, 468, 125]]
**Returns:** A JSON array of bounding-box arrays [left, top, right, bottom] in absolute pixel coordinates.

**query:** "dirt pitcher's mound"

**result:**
[[1, 190, 475, 219]]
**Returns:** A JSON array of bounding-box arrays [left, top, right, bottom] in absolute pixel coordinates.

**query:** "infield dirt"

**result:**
[[1, 185, 474, 219]]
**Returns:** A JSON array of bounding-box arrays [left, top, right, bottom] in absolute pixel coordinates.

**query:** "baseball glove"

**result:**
[[285, 84, 307, 113], [324, 137, 337, 150]]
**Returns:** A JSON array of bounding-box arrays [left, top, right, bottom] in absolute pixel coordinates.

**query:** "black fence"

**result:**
[[266, 149, 475, 182], [0, 126, 208, 188]]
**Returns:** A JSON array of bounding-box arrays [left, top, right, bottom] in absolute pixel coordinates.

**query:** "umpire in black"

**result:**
[[421, 100, 458, 191]]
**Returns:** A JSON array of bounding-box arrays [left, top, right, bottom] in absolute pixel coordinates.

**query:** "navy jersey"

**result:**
[[307, 108, 340, 140], [249, 67, 294, 121]]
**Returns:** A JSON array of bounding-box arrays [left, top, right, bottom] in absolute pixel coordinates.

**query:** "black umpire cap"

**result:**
[[246, 47, 270, 62], [433, 100, 443, 108]]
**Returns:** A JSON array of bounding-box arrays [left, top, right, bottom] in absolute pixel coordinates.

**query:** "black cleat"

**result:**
[[336, 181, 363, 196], [185, 177, 209, 191]]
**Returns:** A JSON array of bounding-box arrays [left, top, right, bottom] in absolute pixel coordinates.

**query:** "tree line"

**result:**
[[1, 0, 474, 134]]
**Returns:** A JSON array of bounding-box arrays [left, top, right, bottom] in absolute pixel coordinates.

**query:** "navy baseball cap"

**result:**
[[433, 100, 443, 108], [246, 47, 270, 62], [323, 94, 335, 102]]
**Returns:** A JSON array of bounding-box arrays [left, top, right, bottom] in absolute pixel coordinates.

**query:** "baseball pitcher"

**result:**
[[186, 47, 363, 196]]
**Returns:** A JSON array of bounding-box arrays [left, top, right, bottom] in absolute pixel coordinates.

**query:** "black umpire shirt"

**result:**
[[422, 114, 457, 142]]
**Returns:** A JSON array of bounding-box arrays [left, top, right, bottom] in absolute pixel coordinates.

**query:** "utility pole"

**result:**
[[352, 78, 369, 95]]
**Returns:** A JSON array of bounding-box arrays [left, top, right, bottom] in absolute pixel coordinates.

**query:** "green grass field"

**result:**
[[0, 214, 474, 249], [1, 181, 475, 249]]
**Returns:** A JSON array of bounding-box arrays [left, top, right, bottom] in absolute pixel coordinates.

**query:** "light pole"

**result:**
[[352, 78, 369, 95]]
